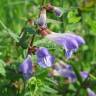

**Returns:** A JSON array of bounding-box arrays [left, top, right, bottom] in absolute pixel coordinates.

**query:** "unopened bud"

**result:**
[[53, 7, 63, 17], [37, 8, 47, 28]]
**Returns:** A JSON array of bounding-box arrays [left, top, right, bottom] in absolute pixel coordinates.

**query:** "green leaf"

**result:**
[[7, 29, 19, 42], [0, 60, 6, 76], [67, 10, 81, 23], [41, 85, 57, 94], [0, 20, 19, 42], [47, 18, 61, 24], [19, 32, 30, 49], [24, 27, 37, 35]]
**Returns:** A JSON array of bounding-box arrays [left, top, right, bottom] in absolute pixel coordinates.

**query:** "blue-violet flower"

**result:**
[[46, 32, 85, 59], [53, 7, 63, 17], [36, 47, 55, 68], [37, 8, 47, 28], [80, 71, 89, 79], [87, 88, 96, 96], [53, 61, 76, 83], [19, 55, 32, 79]]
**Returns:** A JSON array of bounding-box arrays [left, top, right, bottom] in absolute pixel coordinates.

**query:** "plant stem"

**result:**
[[29, 35, 35, 47], [27, 0, 46, 53], [74, 66, 94, 96], [60, 0, 65, 32], [41, 0, 46, 6]]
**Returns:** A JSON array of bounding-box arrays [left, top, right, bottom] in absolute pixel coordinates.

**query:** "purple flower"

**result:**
[[87, 88, 96, 96], [59, 69, 76, 82], [53, 61, 76, 83], [58, 60, 73, 70], [53, 7, 63, 17], [80, 71, 89, 79], [46, 32, 85, 59], [19, 55, 32, 79], [35, 47, 55, 68], [37, 8, 47, 28]]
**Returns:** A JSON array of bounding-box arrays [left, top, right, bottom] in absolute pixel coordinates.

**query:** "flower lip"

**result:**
[[36, 47, 55, 68]]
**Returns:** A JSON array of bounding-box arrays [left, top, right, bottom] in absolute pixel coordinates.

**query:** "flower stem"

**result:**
[[29, 35, 35, 47], [27, 0, 46, 53], [60, 0, 65, 32], [74, 66, 94, 96]]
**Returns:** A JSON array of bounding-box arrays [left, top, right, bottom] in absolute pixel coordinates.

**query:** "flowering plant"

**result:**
[[0, 0, 96, 96]]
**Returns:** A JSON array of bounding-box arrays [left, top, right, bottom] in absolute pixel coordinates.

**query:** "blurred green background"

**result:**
[[0, 0, 96, 96]]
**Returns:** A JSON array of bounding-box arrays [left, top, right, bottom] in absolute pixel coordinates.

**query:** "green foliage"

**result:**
[[0, 60, 6, 76], [23, 77, 59, 96], [67, 9, 81, 23]]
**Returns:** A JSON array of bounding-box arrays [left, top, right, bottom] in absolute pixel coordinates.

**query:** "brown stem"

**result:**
[[27, 0, 46, 55], [30, 35, 35, 47]]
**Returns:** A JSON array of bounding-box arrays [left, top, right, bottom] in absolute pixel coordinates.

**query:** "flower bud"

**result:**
[[80, 71, 89, 79], [37, 8, 47, 28], [53, 7, 62, 17], [19, 55, 33, 79]]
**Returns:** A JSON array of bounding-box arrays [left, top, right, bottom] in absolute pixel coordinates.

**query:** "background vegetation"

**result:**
[[0, 0, 96, 96]]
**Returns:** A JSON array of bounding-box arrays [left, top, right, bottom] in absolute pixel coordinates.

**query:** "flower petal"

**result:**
[[54, 61, 76, 82], [53, 7, 62, 17], [65, 50, 74, 59], [19, 55, 32, 79], [37, 9, 47, 28], [46, 32, 85, 59], [80, 71, 89, 79], [36, 47, 55, 68], [46, 32, 79, 49], [64, 33, 85, 46], [87, 88, 96, 96]]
